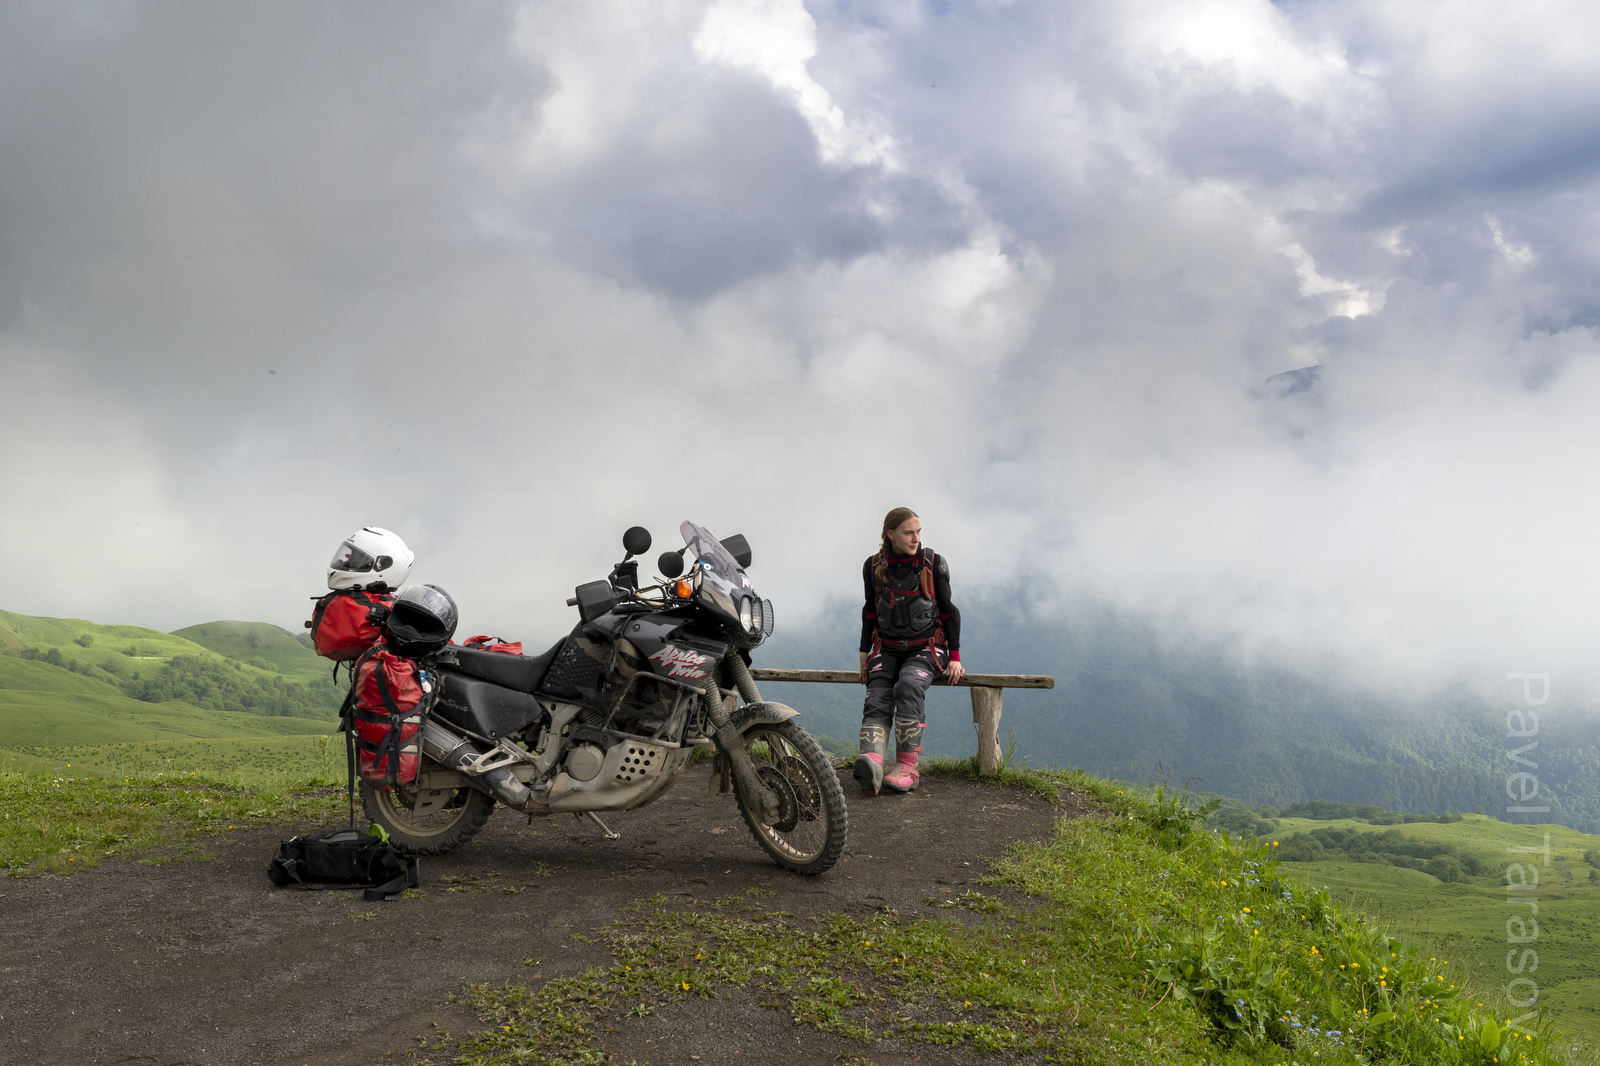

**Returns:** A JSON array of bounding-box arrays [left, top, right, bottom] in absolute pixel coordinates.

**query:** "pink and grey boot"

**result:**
[[882, 751, 920, 792], [852, 751, 885, 796], [854, 722, 888, 796]]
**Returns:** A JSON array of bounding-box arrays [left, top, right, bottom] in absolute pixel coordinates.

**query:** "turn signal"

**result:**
[[675, 580, 693, 598]]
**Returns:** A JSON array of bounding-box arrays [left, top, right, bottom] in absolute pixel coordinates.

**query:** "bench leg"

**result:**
[[970, 686, 1003, 775]]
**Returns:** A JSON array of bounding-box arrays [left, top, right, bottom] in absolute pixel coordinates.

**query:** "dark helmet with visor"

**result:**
[[385, 584, 458, 657]]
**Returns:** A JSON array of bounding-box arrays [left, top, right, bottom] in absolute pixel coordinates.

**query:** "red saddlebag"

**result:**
[[350, 646, 432, 788], [462, 635, 524, 655], [307, 588, 395, 661]]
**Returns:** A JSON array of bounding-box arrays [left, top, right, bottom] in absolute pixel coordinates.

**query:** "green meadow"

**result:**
[[0, 611, 337, 791], [0, 608, 343, 720], [1263, 813, 1600, 1057]]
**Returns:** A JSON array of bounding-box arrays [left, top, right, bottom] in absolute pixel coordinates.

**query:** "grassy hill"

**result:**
[[0, 608, 342, 720], [0, 655, 321, 737], [0, 609, 342, 789], [170, 620, 329, 682]]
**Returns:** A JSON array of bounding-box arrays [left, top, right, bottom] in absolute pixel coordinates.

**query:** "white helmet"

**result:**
[[326, 527, 414, 591]]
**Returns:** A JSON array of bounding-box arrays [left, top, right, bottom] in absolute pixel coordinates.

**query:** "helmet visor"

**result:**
[[329, 541, 376, 572]]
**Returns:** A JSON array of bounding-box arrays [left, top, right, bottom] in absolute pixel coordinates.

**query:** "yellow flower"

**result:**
[[1242, 907, 1251, 913], [681, 981, 690, 990], [865, 941, 872, 947]]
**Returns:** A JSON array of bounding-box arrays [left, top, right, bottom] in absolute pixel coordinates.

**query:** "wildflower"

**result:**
[[1242, 907, 1251, 913], [681, 981, 690, 990]]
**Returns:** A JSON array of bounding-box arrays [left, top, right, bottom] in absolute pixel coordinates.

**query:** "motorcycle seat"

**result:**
[[448, 641, 562, 693]]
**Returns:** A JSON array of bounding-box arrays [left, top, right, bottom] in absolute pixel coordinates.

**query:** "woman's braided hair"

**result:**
[[874, 506, 919, 585]]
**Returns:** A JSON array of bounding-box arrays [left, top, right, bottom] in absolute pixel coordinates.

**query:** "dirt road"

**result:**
[[1, 766, 1091, 1066]]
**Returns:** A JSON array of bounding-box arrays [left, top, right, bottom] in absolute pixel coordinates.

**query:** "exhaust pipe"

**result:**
[[421, 719, 545, 812]]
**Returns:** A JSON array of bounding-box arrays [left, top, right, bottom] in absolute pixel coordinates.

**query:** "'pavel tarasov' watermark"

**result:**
[[1502, 672, 1551, 1031]]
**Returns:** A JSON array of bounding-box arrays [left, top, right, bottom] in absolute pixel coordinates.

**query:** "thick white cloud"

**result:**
[[4, 0, 1600, 688]]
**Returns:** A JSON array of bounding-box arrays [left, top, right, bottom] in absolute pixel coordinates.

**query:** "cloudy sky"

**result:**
[[4, 0, 1599, 687]]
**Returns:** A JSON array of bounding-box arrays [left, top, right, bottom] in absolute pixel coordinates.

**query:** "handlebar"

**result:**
[[567, 579, 677, 609]]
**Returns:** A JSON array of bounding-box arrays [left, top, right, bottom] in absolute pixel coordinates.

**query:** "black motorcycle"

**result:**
[[360, 521, 849, 875]]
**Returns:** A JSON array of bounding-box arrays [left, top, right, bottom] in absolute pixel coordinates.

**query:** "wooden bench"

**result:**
[[748, 669, 1054, 775]]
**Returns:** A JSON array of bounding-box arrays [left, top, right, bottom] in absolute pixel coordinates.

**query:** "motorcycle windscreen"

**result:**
[[680, 521, 746, 581]]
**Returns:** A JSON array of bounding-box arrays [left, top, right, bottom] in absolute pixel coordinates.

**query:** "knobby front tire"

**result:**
[[734, 720, 848, 875]]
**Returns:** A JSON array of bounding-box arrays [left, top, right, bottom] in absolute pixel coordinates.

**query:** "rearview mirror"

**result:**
[[622, 526, 652, 556], [657, 551, 685, 578], [719, 534, 752, 569]]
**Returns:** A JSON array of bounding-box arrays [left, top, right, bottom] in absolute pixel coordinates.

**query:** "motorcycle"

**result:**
[[360, 521, 849, 875]]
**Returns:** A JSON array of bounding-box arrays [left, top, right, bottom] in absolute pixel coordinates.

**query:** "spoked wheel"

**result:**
[[360, 774, 495, 856], [734, 721, 848, 875]]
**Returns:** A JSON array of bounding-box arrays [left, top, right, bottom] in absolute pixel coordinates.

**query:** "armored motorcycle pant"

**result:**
[[859, 644, 947, 759]]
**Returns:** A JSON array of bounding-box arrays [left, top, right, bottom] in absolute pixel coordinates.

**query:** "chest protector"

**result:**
[[307, 588, 394, 661], [874, 549, 940, 642], [350, 646, 436, 788]]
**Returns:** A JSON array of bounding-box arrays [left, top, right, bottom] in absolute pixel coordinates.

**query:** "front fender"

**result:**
[[730, 701, 799, 731]]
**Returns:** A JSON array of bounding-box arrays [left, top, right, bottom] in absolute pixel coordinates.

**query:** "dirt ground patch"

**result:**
[[0, 766, 1099, 1066]]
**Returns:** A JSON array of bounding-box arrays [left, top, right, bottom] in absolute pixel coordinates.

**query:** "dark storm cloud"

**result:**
[[523, 74, 965, 299]]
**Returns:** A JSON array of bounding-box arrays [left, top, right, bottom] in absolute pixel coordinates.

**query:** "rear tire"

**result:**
[[360, 776, 495, 856], [734, 721, 848, 875]]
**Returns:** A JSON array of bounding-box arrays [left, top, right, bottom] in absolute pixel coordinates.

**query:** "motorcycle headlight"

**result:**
[[739, 597, 754, 633], [761, 598, 774, 637]]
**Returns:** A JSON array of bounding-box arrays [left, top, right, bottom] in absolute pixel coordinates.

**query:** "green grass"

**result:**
[[1257, 814, 1600, 1059], [0, 764, 346, 875], [3, 732, 343, 783], [449, 768, 1579, 1066]]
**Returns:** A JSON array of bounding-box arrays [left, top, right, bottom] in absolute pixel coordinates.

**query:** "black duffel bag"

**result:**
[[267, 828, 420, 902]]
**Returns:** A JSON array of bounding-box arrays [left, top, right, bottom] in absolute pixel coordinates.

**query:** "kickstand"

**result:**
[[577, 810, 621, 840]]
